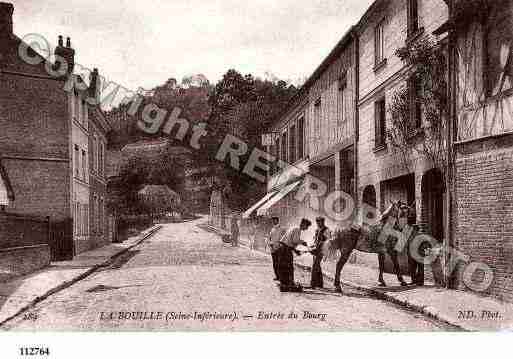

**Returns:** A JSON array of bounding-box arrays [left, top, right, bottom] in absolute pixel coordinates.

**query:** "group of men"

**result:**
[[266, 216, 332, 293]]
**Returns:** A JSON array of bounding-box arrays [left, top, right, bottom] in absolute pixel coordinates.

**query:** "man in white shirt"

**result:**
[[277, 218, 312, 292], [266, 217, 286, 281]]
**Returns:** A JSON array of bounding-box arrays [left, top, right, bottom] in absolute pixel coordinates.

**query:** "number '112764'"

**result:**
[[19, 347, 50, 356]]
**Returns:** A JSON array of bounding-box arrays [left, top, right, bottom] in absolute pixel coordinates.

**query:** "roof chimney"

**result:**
[[0, 2, 14, 37], [54, 35, 75, 75], [89, 68, 101, 103]]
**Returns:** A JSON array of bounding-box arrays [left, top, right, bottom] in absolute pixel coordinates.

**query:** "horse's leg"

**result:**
[[334, 243, 355, 293], [378, 253, 386, 287], [408, 253, 418, 285], [390, 250, 407, 286]]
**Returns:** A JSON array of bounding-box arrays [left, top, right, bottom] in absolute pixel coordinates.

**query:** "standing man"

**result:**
[[230, 216, 240, 247], [310, 217, 331, 289], [277, 218, 312, 292], [266, 217, 286, 281]]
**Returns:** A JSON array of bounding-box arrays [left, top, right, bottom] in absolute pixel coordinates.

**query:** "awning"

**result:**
[[242, 191, 278, 219], [257, 180, 302, 216]]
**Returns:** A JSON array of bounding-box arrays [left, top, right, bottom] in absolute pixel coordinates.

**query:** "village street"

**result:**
[[4, 218, 454, 331]]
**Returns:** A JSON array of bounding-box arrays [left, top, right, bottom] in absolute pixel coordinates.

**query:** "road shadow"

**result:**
[[102, 250, 141, 271]]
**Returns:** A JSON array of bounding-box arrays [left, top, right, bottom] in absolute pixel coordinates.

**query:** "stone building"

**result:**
[[355, 0, 448, 269], [0, 2, 111, 259], [84, 70, 111, 253]]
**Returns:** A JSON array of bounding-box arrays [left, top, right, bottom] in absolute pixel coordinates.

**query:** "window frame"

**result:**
[[74, 144, 80, 178], [374, 96, 387, 148], [297, 115, 305, 161], [281, 130, 288, 164], [408, 75, 422, 130], [374, 19, 386, 67], [289, 123, 297, 164], [407, 0, 419, 38]]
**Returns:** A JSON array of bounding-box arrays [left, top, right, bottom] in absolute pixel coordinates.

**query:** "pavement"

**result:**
[[0, 225, 162, 327], [203, 223, 513, 332], [1, 218, 455, 331]]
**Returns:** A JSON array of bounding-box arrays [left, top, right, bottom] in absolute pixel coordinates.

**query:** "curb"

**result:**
[[292, 262, 468, 331], [0, 225, 163, 328], [199, 224, 468, 331]]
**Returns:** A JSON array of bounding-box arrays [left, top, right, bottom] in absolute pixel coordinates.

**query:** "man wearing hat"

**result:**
[[266, 216, 286, 281], [310, 217, 331, 289], [277, 218, 312, 292]]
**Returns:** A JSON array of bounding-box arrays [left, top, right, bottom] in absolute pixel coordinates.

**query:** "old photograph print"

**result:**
[[0, 0, 513, 333]]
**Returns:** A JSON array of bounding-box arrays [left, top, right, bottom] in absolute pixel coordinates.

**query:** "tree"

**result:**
[[205, 70, 297, 210], [138, 185, 181, 221], [388, 35, 448, 179]]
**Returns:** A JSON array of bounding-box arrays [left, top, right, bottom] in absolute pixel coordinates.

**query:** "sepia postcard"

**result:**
[[0, 0, 513, 356]]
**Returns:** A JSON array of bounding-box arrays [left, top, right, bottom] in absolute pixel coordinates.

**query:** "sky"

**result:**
[[11, 0, 373, 92]]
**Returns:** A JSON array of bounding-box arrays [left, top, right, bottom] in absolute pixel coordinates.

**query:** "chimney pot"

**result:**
[[0, 2, 14, 36], [58, 35, 63, 47], [66, 37, 71, 48]]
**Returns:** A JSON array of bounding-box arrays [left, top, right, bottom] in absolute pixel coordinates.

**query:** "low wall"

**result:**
[[0, 213, 49, 249], [0, 244, 51, 282]]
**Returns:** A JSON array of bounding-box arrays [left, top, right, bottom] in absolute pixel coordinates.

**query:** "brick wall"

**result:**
[[454, 140, 513, 302], [0, 244, 51, 282], [0, 213, 49, 249], [0, 41, 73, 256], [2, 159, 70, 221], [0, 74, 69, 158]]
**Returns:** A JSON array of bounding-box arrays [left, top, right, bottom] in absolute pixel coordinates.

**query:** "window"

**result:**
[[74, 202, 78, 235], [375, 19, 385, 66], [85, 204, 89, 236], [91, 196, 95, 234], [74, 95, 80, 122], [74, 145, 80, 178], [485, 1, 513, 97], [71, 94, 76, 120], [91, 136, 97, 173], [99, 142, 104, 176], [281, 131, 288, 164], [84, 101, 88, 125], [297, 116, 304, 160], [338, 74, 347, 127], [407, 0, 419, 37], [81, 150, 87, 181], [289, 124, 296, 164], [100, 198, 105, 235], [96, 137, 100, 173], [81, 100, 86, 125], [375, 97, 387, 147], [314, 98, 322, 141], [408, 75, 422, 129]]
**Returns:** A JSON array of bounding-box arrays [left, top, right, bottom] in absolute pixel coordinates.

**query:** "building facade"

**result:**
[[355, 0, 448, 269], [250, 29, 358, 241], [0, 2, 111, 259], [438, 0, 513, 301], [85, 72, 111, 253]]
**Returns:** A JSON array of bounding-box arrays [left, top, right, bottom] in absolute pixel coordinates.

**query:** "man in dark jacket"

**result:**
[[310, 217, 331, 289]]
